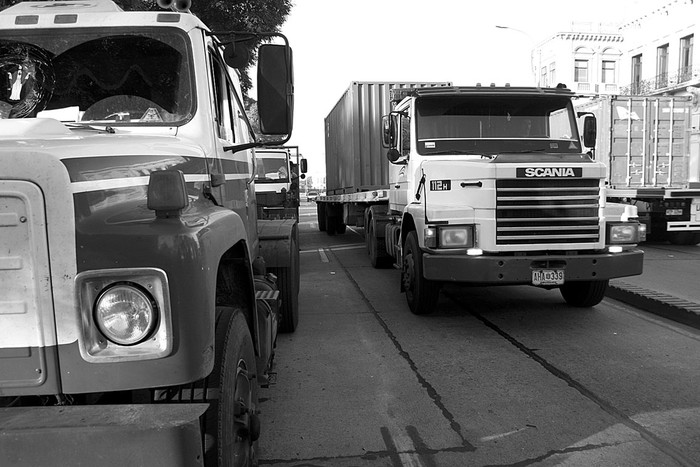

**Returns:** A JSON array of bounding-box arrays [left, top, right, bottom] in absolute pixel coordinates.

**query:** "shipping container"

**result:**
[[324, 81, 451, 195]]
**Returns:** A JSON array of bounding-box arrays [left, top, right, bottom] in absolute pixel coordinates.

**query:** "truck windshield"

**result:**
[[0, 27, 193, 125], [415, 95, 582, 155], [255, 152, 290, 183]]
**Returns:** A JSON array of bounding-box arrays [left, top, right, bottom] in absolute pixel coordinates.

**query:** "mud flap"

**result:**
[[0, 404, 207, 467]]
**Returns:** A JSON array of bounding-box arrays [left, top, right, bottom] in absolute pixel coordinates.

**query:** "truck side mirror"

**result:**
[[582, 115, 597, 148], [381, 114, 395, 148], [299, 158, 308, 174], [257, 44, 293, 135], [386, 148, 402, 163]]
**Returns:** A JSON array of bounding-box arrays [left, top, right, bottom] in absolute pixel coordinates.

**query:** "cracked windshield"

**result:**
[[0, 29, 192, 124]]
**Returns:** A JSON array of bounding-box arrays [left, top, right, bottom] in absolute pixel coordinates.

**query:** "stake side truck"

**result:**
[[576, 93, 700, 245], [318, 81, 645, 314], [0, 0, 295, 465]]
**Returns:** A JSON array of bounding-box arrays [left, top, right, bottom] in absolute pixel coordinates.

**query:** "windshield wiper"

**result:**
[[423, 150, 489, 156], [64, 122, 116, 133]]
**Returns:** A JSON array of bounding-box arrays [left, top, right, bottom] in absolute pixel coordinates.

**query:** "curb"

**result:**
[[607, 281, 700, 330]]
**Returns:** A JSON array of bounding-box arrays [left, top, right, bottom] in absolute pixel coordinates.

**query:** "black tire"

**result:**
[[667, 231, 700, 245], [206, 308, 259, 467], [560, 280, 609, 307], [368, 221, 392, 268], [270, 233, 299, 333], [402, 231, 440, 314], [317, 202, 326, 232]]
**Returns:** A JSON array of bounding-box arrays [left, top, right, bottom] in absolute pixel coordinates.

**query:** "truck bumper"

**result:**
[[0, 404, 207, 467], [423, 249, 644, 284]]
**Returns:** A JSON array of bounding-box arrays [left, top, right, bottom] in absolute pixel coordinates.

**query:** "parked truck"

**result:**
[[254, 146, 306, 332], [576, 93, 700, 245], [0, 0, 295, 465], [319, 81, 645, 314]]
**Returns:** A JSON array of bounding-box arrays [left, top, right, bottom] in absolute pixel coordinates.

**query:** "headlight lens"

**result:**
[[607, 223, 641, 244], [439, 226, 474, 248], [95, 284, 157, 345]]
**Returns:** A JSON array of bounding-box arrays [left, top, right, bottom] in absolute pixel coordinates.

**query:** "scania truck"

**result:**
[[319, 82, 645, 314], [0, 0, 295, 465]]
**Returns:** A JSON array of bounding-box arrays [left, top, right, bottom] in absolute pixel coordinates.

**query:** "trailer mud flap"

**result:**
[[0, 403, 207, 467]]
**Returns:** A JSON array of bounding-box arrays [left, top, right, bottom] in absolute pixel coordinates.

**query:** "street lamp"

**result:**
[[495, 25, 541, 86]]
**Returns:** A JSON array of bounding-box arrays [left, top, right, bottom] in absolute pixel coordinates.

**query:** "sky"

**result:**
[[277, 0, 665, 184]]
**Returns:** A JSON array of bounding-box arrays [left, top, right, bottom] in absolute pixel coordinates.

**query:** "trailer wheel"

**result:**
[[207, 308, 259, 467], [317, 202, 326, 232], [270, 233, 299, 333], [368, 221, 392, 268], [402, 231, 440, 314], [560, 280, 608, 307], [667, 231, 700, 245]]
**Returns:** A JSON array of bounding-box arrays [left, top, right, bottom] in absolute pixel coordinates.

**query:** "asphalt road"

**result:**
[[257, 203, 700, 467]]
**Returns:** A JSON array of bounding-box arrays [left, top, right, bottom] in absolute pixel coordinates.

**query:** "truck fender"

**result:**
[[257, 219, 297, 268]]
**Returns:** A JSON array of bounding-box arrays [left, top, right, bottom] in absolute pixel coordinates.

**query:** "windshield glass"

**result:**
[[255, 152, 290, 183], [415, 95, 581, 155], [0, 27, 193, 125]]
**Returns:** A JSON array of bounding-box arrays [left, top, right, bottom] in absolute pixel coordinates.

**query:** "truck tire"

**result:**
[[559, 280, 608, 307], [207, 308, 259, 467], [667, 231, 700, 245], [317, 202, 326, 232], [368, 221, 392, 268], [270, 233, 299, 333], [402, 231, 440, 314]]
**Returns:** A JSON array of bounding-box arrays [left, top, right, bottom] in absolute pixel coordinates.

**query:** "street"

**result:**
[[258, 202, 700, 467]]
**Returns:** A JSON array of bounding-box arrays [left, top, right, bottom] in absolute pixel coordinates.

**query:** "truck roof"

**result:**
[[0, 0, 205, 30], [390, 85, 575, 103]]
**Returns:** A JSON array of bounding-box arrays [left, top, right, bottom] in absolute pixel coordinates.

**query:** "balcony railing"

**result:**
[[621, 66, 699, 95]]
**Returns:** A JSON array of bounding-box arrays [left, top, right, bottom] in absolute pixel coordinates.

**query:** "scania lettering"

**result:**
[[0, 1, 296, 465], [318, 82, 645, 314]]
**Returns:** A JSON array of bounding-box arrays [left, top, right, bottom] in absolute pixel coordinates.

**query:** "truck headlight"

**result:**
[[95, 284, 157, 345], [607, 222, 642, 244], [424, 225, 475, 249]]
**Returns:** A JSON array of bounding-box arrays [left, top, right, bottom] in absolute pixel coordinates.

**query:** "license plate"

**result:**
[[532, 269, 564, 286], [666, 208, 683, 216]]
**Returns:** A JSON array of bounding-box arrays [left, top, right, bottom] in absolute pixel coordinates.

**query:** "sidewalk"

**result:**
[[607, 244, 700, 330]]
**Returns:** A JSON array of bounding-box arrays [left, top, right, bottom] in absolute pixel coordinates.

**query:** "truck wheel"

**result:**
[[317, 202, 326, 232], [667, 231, 700, 245], [560, 280, 609, 307], [368, 221, 392, 268], [270, 234, 299, 333], [207, 308, 259, 467], [402, 231, 440, 314]]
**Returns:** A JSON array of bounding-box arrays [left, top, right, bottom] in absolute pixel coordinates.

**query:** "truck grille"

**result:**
[[496, 179, 601, 245]]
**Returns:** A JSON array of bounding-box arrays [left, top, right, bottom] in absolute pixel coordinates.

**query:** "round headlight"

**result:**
[[95, 284, 157, 345]]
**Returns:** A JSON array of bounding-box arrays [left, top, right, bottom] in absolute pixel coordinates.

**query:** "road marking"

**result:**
[[317, 248, 329, 263], [479, 426, 530, 442], [329, 244, 365, 252]]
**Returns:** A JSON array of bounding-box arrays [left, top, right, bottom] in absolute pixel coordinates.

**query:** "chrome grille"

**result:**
[[496, 178, 601, 245]]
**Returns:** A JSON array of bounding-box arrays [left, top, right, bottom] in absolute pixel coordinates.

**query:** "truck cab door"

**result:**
[[389, 108, 411, 211], [207, 49, 258, 244]]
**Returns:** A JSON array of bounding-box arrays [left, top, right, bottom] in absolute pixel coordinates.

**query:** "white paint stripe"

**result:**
[[318, 248, 329, 263], [329, 244, 365, 252], [479, 427, 528, 442], [391, 428, 424, 467], [71, 174, 209, 193]]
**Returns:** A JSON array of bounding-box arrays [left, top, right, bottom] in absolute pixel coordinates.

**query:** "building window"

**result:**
[[656, 44, 669, 88], [679, 34, 694, 82], [574, 59, 588, 82], [541, 66, 548, 87], [632, 54, 643, 94], [602, 60, 616, 83], [549, 62, 556, 86]]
